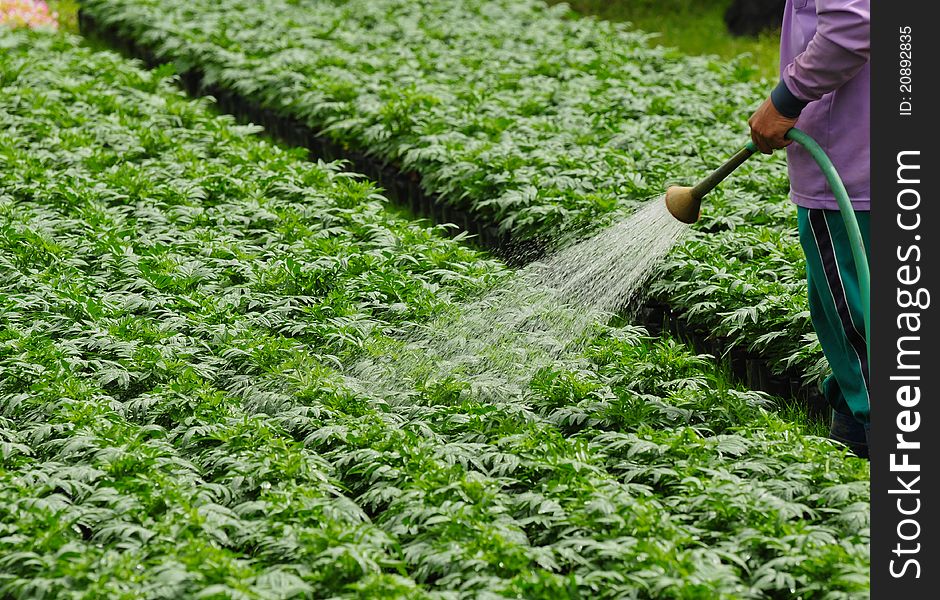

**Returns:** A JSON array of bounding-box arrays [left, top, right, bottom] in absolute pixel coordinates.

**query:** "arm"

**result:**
[[774, 0, 871, 115], [749, 0, 871, 154]]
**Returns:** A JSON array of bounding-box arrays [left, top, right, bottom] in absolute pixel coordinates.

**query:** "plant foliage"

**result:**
[[82, 0, 822, 383], [0, 29, 867, 598]]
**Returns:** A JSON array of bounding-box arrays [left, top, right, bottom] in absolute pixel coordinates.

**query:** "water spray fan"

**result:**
[[664, 127, 870, 360]]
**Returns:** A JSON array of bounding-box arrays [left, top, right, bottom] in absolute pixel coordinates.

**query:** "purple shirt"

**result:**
[[776, 0, 870, 210]]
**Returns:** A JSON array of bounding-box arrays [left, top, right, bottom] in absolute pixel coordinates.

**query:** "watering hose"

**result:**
[[664, 128, 870, 360]]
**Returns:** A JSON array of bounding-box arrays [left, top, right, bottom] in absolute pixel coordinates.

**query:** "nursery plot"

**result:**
[[0, 31, 868, 598], [81, 0, 822, 385], [354, 200, 688, 406]]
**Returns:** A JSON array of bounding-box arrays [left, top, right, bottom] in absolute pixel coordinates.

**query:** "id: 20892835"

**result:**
[[899, 26, 912, 116]]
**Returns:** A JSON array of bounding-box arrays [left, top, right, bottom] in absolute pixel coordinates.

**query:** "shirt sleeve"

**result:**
[[772, 0, 870, 117]]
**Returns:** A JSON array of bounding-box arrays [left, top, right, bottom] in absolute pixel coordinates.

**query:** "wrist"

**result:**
[[770, 79, 807, 119]]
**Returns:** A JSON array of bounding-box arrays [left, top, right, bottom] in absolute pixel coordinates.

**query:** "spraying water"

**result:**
[[351, 199, 687, 402]]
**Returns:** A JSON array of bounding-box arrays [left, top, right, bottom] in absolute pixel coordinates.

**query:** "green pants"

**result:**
[[797, 207, 871, 425]]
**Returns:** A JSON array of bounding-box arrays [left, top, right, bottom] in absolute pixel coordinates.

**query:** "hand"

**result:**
[[747, 97, 798, 154]]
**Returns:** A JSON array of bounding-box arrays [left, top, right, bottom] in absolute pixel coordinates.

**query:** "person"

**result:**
[[747, 0, 870, 458]]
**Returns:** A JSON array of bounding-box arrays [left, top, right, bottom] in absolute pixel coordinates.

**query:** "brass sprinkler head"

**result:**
[[664, 186, 701, 224]]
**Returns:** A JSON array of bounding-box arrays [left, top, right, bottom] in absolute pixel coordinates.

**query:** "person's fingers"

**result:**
[[749, 127, 768, 154], [755, 132, 773, 154], [768, 134, 788, 150], [747, 103, 783, 154], [771, 127, 797, 149], [777, 118, 798, 147]]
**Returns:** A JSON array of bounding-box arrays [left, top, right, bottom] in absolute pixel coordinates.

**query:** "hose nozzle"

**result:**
[[664, 186, 701, 224], [664, 142, 757, 224]]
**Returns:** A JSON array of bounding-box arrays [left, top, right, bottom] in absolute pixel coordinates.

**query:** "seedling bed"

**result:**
[[639, 300, 826, 417], [0, 27, 869, 598], [78, 10, 540, 262], [78, 9, 826, 410]]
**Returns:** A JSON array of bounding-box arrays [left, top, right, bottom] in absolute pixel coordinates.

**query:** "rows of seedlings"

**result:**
[[0, 30, 869, 598], [80, 0, 826, 392], [75, 8, 825, 412]]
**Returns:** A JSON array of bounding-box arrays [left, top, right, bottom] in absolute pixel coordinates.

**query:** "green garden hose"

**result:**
[[665, 128, 870, 361], [783, 128, 870, 364]]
